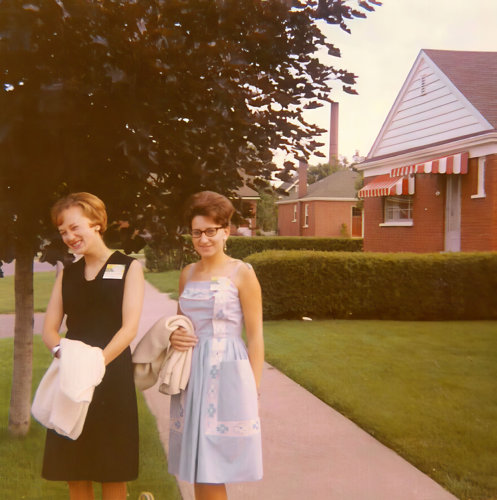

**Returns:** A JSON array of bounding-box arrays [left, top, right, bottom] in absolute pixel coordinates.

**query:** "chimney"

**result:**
[[329, 101, 339, 163], [298, 160, 308, 198]]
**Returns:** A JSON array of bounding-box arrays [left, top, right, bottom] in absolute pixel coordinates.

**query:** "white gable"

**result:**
[[368, 50, 493, 158]]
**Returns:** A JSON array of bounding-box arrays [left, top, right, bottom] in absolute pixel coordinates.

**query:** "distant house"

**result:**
[[234, 183, 259, 235], [357, 49, 497, 252], [276, 162, 362, 237]]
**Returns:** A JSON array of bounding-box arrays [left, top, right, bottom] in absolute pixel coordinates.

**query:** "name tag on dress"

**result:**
[[102, 264, 125, 279], [210, 277, 230, 290]]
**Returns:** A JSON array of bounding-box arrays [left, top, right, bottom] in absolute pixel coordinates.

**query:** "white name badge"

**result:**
[[210, 277, 221, 290], [210, 276, 230, 290], [102, 264, 125, 280]]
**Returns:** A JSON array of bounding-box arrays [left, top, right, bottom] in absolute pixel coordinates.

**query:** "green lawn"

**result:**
[[263, 319, 497, 500], [145, 270, 181, 300], [0, 272, 56, 314], [0, 336, 181, 499]]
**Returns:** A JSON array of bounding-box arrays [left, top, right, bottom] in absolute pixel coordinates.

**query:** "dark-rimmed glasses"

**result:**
[[191, 226, 225, 238]]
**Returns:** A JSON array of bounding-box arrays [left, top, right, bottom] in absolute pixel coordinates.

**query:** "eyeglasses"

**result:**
[[191, 226, 225, 238]]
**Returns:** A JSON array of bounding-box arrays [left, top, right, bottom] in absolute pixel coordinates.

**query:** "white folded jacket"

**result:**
[[133, 314, 194, 395], [31, 338, 105, 440]]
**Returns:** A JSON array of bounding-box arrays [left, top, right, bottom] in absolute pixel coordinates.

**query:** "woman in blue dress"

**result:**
[[169, 191, 264, 500]]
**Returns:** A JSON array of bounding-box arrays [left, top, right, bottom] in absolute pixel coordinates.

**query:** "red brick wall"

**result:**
[[277, 203, 300, 236], [278, 200, 359, 236], [490, 155, 497, 250], [303, 200, 357, 237], [363, 174, 445, 253], [461, 155, 497, 251]]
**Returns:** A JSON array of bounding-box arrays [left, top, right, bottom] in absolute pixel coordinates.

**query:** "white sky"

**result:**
[[293, 0, 497, 165]]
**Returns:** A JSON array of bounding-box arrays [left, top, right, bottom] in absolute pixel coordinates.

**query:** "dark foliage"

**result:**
[[0, 0, 381, 434], [0, 0, 380, 263]]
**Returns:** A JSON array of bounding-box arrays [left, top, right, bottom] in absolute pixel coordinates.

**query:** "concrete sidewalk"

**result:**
[[1, 276, 457, 500], [135, 283, 457, 500]]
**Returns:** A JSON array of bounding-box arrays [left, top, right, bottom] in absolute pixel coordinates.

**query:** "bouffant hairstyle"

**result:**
[[51, 192, 108, 234], [184, 191, 235, 227]]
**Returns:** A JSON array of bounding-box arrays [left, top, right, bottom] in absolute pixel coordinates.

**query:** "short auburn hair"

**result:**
[[184, 191, 235, 227], [51, 192, 108, 234]]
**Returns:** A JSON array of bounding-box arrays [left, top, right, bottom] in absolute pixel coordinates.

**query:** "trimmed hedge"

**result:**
[[226, 236, 362, 260], [246, 250, 497, 320], [145, 236, 363, 271]]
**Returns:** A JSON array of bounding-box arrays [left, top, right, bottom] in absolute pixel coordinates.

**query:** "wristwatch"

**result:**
[[51, 344, 61, 358]]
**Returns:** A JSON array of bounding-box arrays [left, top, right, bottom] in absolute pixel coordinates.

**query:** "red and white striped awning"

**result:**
[[358, 174, 411, 198], [390, 152, 469, 177]]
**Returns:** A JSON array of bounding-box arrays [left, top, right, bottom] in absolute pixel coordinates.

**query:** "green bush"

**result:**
[[246, 250, 497, 320], [144, 238, 197, 272], [145, 236, 363, 271], [226, 236, 362, 260], [144, 245, 184, 272]]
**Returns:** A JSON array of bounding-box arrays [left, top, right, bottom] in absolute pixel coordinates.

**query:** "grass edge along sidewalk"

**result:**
[[0, 335, 181, 500], [0, 271, 55, 314], [263, 319, 497, 500]]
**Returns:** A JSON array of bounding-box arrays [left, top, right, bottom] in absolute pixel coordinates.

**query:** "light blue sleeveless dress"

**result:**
[[168, 262, 263, 484]]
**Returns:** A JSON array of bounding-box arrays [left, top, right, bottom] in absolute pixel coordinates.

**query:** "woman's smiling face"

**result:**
[[57, 205, 100, 255], [191, 215, 229, 258]]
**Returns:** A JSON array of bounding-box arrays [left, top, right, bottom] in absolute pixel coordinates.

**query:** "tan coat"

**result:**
[[133, 314, 194, 395]]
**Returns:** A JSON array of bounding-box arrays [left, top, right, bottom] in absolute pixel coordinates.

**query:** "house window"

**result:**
[[303, 204, 309, 227], [352, 207, 362, 217], [292, 204, 297, 222], [381, 196, 413, 226], [471, 157, 486, 199]]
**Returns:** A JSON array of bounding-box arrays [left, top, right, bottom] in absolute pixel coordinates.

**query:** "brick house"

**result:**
[[277, 162, 362, 237], [234, 183, 259, 235], [357, 49, 497, 252]]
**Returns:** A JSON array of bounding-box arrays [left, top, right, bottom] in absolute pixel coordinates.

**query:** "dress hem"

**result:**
[[173, 474, 263, 485]]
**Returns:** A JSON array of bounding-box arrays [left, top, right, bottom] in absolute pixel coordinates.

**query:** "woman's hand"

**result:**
[[170, 326, 198, 352]]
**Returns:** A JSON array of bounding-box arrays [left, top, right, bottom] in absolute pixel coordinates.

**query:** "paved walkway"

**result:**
[[1, 259, 58, 276], [1, 267, 457, 500]]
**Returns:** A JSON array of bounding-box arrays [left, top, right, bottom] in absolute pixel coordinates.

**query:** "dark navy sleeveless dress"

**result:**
[[42, 251, 139, 482]]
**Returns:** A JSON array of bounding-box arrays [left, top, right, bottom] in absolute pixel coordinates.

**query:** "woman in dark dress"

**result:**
[[41, 192, 144, 500]]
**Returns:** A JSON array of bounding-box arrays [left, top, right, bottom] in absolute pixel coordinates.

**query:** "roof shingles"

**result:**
[[283, 169, 359, 201]]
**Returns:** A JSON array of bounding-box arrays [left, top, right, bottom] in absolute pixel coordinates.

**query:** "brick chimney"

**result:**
[[298, 160, 308, 198], [329, 101, 339, 162]]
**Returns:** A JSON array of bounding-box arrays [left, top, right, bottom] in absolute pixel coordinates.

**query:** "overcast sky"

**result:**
[[297, 0, 497, 165]]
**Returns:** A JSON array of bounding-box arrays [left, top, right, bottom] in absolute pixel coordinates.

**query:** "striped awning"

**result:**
[[358, 174, 411, 198], [390, 152, 469, 177]]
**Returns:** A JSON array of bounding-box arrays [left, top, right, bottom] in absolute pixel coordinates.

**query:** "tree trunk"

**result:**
[[8, 244, 34, 436]]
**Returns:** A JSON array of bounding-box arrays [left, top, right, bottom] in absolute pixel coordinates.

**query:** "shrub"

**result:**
[[226, 236, 362, 260], [246, 250, 497, 320], [143, 241, 196, 272], [145, 236, 363, 271]]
